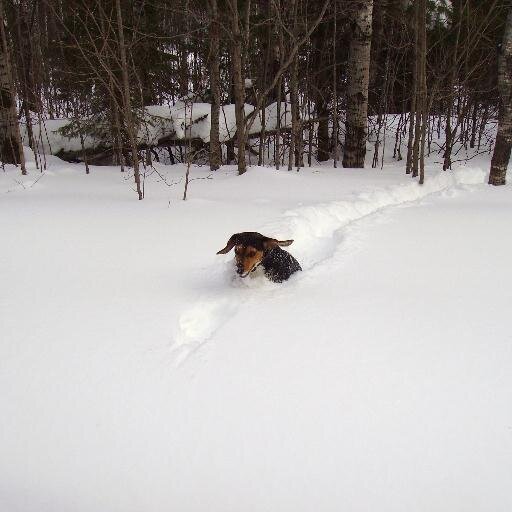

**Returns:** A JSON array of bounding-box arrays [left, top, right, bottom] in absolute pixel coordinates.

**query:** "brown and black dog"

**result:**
[[217, 232, 301, 283]]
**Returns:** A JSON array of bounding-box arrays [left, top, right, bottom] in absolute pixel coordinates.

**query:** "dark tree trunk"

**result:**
[[288, 0, 302, 170], [418, 0, 427, 185], [229, 0, 247, 175], [443, 0, 462, 171], [208, 0, 221, 171], [115, 0, 142, 199], [369, 0, 387, 113], [310, 21, 330, 162], [489, 8, 512, 186], [0, 0, 26, 173]]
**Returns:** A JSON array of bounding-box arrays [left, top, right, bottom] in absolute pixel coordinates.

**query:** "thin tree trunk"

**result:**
[[406, 1, 419, 175], [275, 76, 282, 169], [443, 0, 462, 171], [332, 0, 338, 168], [208, 0, 221, 171], [488, 7, 512, 186], [288, 0, 301, 170], [311, 20, 330, 162], [405, 96, 416, 174], [469, 99, 478, 149], [115, 0, 142, 199], [288, 53, 299, 170], [412, 0, 421, 178], [229, 0, 247, 175], [275, 0, 283, 170], [343, 0, 374, 168], [0, 0, 26, 173], [15, 5, 37, 168], [418, 0, 427, 185]]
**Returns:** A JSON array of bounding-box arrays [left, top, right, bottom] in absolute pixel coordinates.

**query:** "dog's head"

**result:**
[[216, 232, 294, 277]]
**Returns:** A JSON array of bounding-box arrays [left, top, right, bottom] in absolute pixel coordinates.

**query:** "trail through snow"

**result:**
[[171, 167, 486, 365]]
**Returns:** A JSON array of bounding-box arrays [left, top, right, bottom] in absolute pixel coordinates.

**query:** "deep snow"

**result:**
[[1, 152, 512, 511]]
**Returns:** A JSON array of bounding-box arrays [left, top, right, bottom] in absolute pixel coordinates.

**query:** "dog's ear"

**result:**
[[263, 238, 294, 250], [216, 235, 238, 254]]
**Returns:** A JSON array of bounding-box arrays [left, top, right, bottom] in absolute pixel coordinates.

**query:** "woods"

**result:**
[[0, 0, 510, 194]]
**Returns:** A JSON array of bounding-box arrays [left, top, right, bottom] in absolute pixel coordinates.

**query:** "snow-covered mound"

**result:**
[[20, 101, 293, 155]]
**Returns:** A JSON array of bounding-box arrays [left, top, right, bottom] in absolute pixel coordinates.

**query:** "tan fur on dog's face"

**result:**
[[234, 244, 264, 277]]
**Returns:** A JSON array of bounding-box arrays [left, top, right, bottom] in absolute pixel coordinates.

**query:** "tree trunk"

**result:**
[[369, 0, 387, 113], [418, 0, 427, 185], [411, 0, 421, 178], [343, 0, 373, 168], [208, 0, 221, 171], [229, 0, 247, 175], [489, 7, 512, 186], [332, 0, 338, 168], [115, 0, 142, 199], [288, 0, 301, 171], [443, 0, 462, 171], [310, 21, 330, 162], [0, 0, 26, 173]]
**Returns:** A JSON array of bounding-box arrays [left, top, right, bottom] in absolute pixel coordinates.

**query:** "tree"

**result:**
[[208, 0, 221, 171], [489, 6, 512, 186], [115, 0, 143, 199], [343, 0, 374, 168], [228, 0, 247, 175], [0, 0, 26, 173]]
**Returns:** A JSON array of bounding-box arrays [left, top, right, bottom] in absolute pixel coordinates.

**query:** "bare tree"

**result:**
[[228, 0, 247, 175], [288, 0, 302, 170], [489, 6, 512, 186], [0, 0, 26, 173], [417, 0, 427, 185], [208, 0, 221, 171], [115, 0, 142, 199]]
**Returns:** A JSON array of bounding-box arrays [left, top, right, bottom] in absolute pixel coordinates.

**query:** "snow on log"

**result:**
[[19, 101, 294, 157]]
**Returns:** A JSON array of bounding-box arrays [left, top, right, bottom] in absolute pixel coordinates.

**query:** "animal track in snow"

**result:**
[[171, 168, 485, 366]]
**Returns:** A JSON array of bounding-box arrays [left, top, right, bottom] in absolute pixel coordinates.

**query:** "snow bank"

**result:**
[[20, 101, 294, 155], [271, 167, 486, 270]]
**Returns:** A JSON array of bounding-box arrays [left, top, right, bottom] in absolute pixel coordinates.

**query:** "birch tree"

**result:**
[[343, 0, 374, 168], [488, 6, 512, 186]]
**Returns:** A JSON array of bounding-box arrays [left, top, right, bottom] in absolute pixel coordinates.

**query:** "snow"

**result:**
[[1, 148, 512, 511], [20, 101, 294, 155]]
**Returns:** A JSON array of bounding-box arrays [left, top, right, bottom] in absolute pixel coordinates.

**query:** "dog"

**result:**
[[216, 232, 301, 283]]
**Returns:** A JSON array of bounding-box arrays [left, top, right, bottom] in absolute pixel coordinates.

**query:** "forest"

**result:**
[[1, 0, 511, 198]]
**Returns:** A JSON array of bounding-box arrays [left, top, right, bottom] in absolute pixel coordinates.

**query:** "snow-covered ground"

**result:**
[[1, 150, 511, 511]]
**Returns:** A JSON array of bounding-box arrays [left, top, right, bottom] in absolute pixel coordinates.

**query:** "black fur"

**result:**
[[260, 246, 302, 283], [217, 231, 301, 283], [225, 232, 269, 251]]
